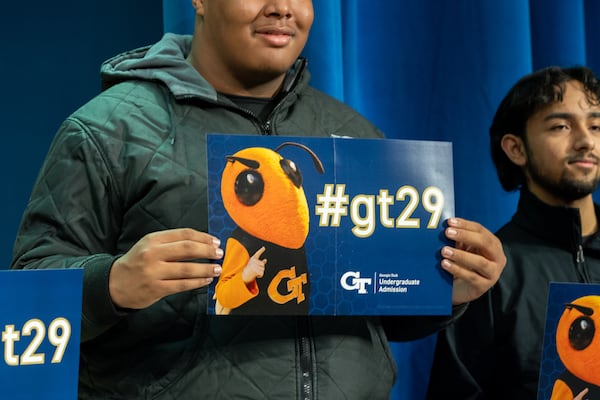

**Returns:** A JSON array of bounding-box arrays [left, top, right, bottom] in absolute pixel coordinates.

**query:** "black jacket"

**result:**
[[427, 189, 600, 399], [11, 33, 461, 400]]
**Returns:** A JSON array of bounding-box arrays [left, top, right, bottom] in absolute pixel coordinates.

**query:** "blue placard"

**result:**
[[206, 134, 454, 316], [538, 282, 600, 399], [0, 269, 83, 399]]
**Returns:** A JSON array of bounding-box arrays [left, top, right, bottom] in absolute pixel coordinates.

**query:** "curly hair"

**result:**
[[489, 66, 600, 191]]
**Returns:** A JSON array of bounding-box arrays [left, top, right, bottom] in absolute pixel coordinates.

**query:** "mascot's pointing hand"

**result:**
[[574, 388, 588, 400], [242, 246, 267, 285]]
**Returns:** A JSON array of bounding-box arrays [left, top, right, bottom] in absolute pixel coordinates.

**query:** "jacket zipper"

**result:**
[[262, 119, 272, 134], [298, 319, 314, 400], [230, 104, 274, 135], [300, 336, 313, 400], [577, 244, 584, 264], [575, 243, 591, 282]]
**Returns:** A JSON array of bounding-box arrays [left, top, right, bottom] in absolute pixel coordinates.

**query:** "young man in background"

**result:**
[[427, 65, 600, 399]]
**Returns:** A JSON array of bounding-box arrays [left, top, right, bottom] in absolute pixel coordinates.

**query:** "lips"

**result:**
[[567, 154, 600, 173], [254, 25, 296, 47], [255, 26, 295, 37], [568, 155, 599, 165]]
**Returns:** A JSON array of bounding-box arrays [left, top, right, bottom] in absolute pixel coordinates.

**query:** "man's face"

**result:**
[[523, 80, 600, 204], [197, 0, 314, 92]]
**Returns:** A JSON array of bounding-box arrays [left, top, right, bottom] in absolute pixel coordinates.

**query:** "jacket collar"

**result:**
[[511, 188, 600, 251]]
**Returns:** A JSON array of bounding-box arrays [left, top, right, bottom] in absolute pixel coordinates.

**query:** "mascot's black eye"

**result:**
[[280, 159, 303, 188], [235, 170, 264, 206], [569, 316, 595, 350]]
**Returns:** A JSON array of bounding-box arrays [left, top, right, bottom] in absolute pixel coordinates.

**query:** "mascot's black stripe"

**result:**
[[559, 370, 600, 398]]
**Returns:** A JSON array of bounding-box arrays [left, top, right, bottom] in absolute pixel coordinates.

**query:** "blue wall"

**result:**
[[0, 1, 163, 268]]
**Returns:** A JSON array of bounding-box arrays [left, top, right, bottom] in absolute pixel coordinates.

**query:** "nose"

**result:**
[[264, 0, 292, 18], [573, 125, 597, 151]]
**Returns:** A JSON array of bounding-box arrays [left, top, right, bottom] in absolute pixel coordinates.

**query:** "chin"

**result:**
[[258, 52, 301, 70]]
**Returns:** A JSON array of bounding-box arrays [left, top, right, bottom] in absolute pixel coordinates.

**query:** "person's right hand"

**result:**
[[109, 228, 223, 309]]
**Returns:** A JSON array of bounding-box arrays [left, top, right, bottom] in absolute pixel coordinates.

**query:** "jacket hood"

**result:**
[[100, 33, 310, 104], [100, 33, 218, 101]]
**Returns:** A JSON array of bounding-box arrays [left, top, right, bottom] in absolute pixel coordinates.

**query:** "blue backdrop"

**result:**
[[2, 1, 599, 399], [162, 1, 600, 399], [0, 1, 164, 268]]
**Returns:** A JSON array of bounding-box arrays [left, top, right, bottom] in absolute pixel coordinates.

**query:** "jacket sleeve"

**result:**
[[425, 291, 496, 399], [11, 117, 126, 342]]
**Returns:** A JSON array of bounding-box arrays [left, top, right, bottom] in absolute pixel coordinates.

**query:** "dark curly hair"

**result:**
[[489, 66, 600, 191]]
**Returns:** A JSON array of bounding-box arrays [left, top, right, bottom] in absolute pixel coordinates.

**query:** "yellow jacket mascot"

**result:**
[[551, 295, 600, 399], [214, 142, 323, 315]]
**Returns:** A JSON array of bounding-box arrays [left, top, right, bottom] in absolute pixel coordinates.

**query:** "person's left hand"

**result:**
[[439, 217, 506, 305]]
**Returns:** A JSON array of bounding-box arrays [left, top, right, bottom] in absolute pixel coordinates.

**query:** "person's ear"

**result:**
[[500, 134, 527, 167]]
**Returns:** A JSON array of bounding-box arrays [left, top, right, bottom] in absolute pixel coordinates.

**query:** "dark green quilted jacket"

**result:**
[[11, 33, 459, 399]]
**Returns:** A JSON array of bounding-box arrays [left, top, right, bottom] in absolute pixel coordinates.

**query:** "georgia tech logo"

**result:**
[[267, 267, 308, 304], [340, 271, 372, 294]]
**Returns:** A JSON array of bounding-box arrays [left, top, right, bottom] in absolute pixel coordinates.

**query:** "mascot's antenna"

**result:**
[[274, 142, 324, 174]]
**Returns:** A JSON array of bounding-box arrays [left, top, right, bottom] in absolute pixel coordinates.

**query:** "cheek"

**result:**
[[296, 5, 314, 30], [290, 0, 314, 38], [525, 140, 563, 166]]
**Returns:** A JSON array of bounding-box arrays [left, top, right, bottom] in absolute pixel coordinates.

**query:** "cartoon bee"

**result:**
[[551, 295, 600, 399], [214, 142, 324, 315]]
